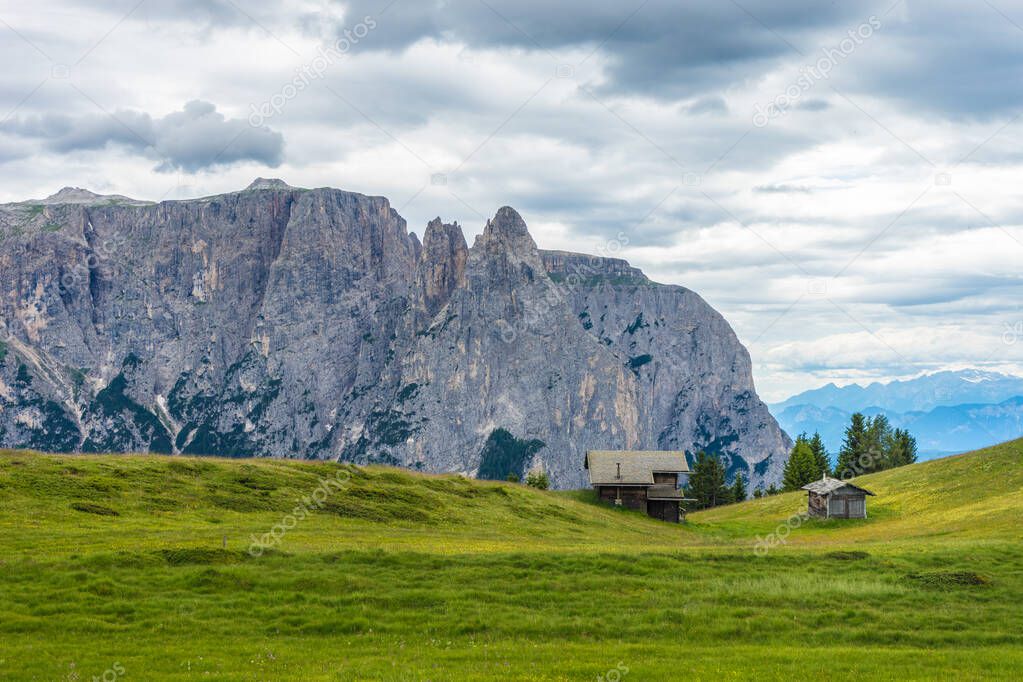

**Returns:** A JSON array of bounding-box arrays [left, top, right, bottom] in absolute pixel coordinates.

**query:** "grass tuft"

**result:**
[[826, 550, 870, 560], [907, 570, 990, 588], [70, 501, 120, 516]]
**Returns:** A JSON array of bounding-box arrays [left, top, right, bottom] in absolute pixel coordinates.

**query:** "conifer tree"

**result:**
[[836, 412, 868, 478], [782, 439, 818, 491], [730, 472, 748, 503], [687, 451, 729, 509], [890, 428, 918, 467], [808, 431, 830, 477], [864, 414, 892, 473]]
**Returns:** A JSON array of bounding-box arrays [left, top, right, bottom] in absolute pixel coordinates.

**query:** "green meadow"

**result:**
[[0, 440, 1021, 680]]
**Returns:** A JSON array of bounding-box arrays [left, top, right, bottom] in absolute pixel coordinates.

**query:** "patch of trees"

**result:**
[[505, 469, 551, 489], [524, 469, 550, 490], [685, 451, 749, 509], [476, 428, 546, 481], [835, 413, 917, 477], [781, 414, 918, 491], [781, 432, 830, 491]]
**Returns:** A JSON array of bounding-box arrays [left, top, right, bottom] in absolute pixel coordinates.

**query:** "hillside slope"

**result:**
[[0, 449, 693, 557], [689, 437, 1023, 545], [0, 447, 1021, 680], [1, 439, 1020, 557]]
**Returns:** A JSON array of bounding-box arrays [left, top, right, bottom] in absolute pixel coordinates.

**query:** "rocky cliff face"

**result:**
[[0, 180, 790, 488]]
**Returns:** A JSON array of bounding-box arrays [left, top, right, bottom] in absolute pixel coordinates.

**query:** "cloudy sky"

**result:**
[[3, 0, 1023, 400]]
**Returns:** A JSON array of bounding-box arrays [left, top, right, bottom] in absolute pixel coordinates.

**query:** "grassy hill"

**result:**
[[689, 436, 1023, 545], [0, 441, 1021, 680]]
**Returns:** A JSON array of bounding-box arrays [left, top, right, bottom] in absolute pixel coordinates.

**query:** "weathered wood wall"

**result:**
[[597, 486, 648, 514]]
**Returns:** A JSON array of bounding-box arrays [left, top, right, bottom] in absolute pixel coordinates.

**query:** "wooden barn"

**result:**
[[801, 475, 875, 519], [585, 450, 690, 523]]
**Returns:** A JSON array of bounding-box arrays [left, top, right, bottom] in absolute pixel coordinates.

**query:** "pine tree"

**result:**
[[890, 428, 918, 467], [525, 470, 550, 490], [864, 414, 892, 473], [836, 412, 868, 478], [753, 487, 763, 499], [766, 484, 779, 496], [730, 472, 748, 503], [782, 439, 818, 491], [808, 431, 830, 477], [687, 451, 729, 509]]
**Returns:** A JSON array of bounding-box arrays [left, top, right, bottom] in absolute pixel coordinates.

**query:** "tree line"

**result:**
[[783, 412, 917, 491], [684, 413, 917, 509]]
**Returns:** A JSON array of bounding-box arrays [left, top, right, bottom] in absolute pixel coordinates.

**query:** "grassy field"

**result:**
[[0, 441, 1021, 680]]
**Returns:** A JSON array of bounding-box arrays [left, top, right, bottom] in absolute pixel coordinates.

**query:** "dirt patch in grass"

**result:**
[[189, 567, 255, 591], [141, 496, 180, 512], [70, 501, 120, 516], [158, 548, 246, 565], [906, 571, 989, 588], [826, 551, 870, 561]]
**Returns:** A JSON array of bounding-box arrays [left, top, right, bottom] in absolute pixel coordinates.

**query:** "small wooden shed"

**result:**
[[801, 475, 875, 519], [585, 450, 690, 523]]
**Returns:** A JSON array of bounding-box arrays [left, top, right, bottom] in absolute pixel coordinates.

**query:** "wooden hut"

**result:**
[[585, 450, 690, 522], [801, 475, 874, 519]]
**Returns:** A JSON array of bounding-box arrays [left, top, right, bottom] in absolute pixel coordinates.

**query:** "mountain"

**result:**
[[772, 369, 1023, 414], [773, 378, 1023, 460], [0, 180, 790, 488]]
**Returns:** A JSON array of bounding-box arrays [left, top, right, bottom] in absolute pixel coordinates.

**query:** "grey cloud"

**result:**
[[754, 183, 814, 194], [1, 100, 284, 172], [337, 0, 885, 99], [847, 1, 1023, 118], [795, 99, 830, 112], [685, 96, 729, 115], [150, 101, 284, 172]]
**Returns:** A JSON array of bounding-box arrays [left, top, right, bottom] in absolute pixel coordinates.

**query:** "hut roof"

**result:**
[[801, 475, 875, 496], [646, 484, 684, 500], [585, 450, 689, 486]]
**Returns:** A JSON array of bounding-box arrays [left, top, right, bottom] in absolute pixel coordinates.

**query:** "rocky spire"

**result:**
[[470, 206, 544, 273], [418, 217, 468, 316]]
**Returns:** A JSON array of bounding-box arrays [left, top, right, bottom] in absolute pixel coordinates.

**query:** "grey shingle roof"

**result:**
[[585, 450, 689, 486], [646, 484, 684, 500], [801, 475, 875, 496]]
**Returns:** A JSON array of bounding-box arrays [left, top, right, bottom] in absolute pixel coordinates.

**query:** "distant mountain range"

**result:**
[[771, 370, 1023, 460]]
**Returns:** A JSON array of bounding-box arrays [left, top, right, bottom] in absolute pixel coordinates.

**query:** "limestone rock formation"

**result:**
[[0, 181, 790, 488]]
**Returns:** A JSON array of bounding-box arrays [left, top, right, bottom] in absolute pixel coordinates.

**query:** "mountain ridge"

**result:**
[[0, 180, 790, 488], [772, 369, 1023, 414]]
